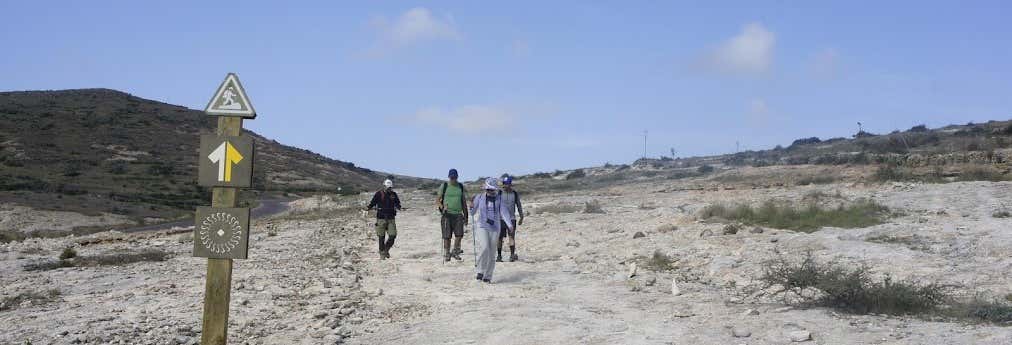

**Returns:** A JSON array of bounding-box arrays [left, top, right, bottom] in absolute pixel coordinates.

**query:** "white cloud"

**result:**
[[405, 105, 513, 134], [701, 22, 775, 75], [368, 8, 461, 55], [809, 48, 839, 79]]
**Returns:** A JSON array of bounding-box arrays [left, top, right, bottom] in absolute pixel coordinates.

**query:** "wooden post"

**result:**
[[201, 116, 242, 345]]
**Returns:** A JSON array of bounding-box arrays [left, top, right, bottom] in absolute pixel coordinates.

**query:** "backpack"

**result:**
[[440, 182, 467, 210]]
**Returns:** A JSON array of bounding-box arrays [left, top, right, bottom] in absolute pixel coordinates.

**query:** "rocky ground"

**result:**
[[2, 165, 1012, 344]]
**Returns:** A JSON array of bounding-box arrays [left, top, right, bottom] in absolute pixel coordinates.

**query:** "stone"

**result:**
[[788, 330, 812, 342], [671, 306, 694, 318], [671, 279, 681, 295], [749, 227, 764, 234], [566, 240, 581, 247], [628, 263, 638, 278], [722, 224, 740, 235], [742, 309, 760, 316], [699, 229, 714, 237], [770, 237, 779, 243], [633, 231, 646, 239], [645, 276, 657, 286], [313, 312, 328, 319], [732, 327, 752, 338]]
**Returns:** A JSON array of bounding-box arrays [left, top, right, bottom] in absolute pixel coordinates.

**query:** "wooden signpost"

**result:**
[[196, 73, 257, 345]]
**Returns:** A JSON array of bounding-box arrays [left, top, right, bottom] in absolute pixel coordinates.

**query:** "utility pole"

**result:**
[[643, 130, 648, 159]]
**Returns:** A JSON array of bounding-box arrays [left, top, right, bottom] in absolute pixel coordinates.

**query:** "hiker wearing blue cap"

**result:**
[[497, 174, 524, 262], [436, 169, 468, 262], [470, 177, 514, 283]]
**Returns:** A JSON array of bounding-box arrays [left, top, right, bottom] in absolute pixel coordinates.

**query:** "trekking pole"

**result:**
[[472, 214, 478, 267]]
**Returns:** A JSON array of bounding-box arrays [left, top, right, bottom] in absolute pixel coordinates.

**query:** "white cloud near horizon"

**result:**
[[404, 105, 514, 134], [367, 7, 461, 55], [699, 22, 775, 76]]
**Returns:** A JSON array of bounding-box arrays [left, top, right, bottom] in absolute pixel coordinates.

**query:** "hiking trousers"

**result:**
[[475, 226, 500, 280]]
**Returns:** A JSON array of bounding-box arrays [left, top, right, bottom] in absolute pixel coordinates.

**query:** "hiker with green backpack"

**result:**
[[436, 169, 468, 262]]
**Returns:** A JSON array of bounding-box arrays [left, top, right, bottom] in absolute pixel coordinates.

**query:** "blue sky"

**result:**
[[3, 1, 1011, 179]]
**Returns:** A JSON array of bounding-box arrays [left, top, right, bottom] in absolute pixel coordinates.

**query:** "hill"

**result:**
[[511, 119, 1012, 193], [0, 89, 429, 224]]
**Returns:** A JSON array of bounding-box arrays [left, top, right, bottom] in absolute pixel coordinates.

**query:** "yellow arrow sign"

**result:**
[[208, 141, 244, 182]]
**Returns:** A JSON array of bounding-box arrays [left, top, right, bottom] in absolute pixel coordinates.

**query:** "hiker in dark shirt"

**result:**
[[366, 179, 402, 259]]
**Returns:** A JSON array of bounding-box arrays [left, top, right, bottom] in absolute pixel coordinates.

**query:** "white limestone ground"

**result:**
[[2, 168, 1012, 344], [0, 204, 136, 234]]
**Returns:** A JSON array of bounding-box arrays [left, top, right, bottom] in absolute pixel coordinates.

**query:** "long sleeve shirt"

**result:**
[[470, 192, 513, 231], [367, 189, 401, 219]]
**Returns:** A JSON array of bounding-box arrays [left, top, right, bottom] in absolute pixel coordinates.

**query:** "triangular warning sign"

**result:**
[[205, 73, 256, 118]]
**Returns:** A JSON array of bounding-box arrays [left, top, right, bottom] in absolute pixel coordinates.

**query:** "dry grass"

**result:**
[[639, 250, 675, 271], [583, 200, 605, 214], [24, 249, 171, 271], [701, 199, 890, 232], [0, 289, 61, 312], [761, 254, 948, 315]]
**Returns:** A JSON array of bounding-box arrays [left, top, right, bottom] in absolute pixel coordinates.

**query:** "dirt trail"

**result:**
[[351, 201, 687, 344], [343, 184, 1012, 345]]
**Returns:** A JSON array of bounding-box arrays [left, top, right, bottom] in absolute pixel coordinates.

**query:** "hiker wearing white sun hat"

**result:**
[[366, 178, 402, 259], [469, 177, 514, 283]]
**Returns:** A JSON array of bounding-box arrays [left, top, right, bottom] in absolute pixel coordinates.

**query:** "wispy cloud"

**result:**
[[403, 105, 514, 134], [698, 22, 775, 76], [366, 7, 461, 56]]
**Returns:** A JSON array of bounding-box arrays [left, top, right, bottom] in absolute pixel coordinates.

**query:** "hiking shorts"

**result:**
[[441, 213, 464, 239], [499, 220, 517, 238], [375, 218, 396, 237]]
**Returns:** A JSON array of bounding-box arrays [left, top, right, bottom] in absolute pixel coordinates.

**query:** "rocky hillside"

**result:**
[[509, 120, 1012, 194], [0, 89, 429, 222], [635, 120, 1012, 169]]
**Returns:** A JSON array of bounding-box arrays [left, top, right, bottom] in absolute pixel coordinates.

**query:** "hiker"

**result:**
[[496, 175, 524, 262], [365, 179, 402, 260], [436, 169, 468, 262], [470, 177, 514, 283]]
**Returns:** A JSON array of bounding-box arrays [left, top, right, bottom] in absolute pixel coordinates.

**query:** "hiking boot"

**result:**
[[482, 279, 491, 284], [444, 254, 451, 263], [452, 248, 463, 256], [496, 255, 503, 262], [382, 251, 391, 259], [452, 253, 462, 261], [476, 273, 483, 281], [509, 253, 518, 262]]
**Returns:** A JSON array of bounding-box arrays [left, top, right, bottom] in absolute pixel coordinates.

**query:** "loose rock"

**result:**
[[788, 330, 812, 342]]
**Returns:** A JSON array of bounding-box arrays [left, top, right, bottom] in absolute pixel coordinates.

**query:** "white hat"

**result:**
[[483, 177, 499, 190], [383, 179, 394, 188]]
